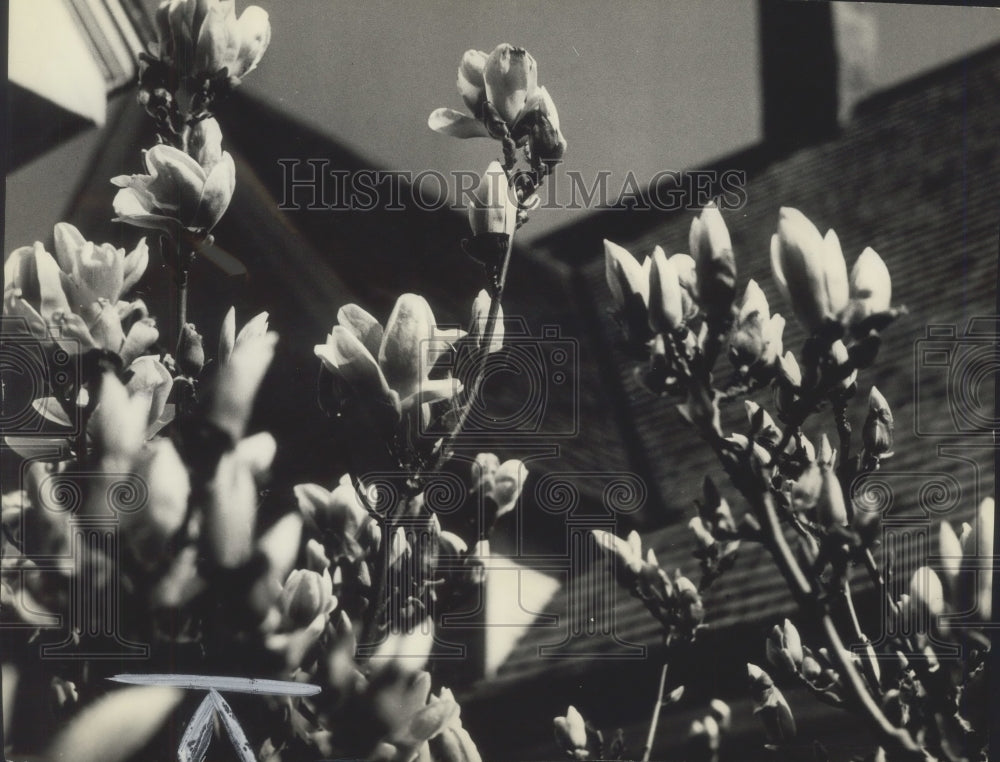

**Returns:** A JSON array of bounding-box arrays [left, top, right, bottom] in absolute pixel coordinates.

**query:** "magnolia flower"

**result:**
[[484, 44, 537, 125], [4, 237, 157, 361], [843, 247, 892, 329], [278, 568, 336, 630], [154, 0, 271, 85], [295, 476, 373, 562], [469, 290, 504, 354], [125, 355, 174, 428], [204, 431, 277, 568], [604, 239, 650, 313], [770, 208, 848, 334], [604, 240, 653, 345], [470, 453, 528, 521], [428, 44, 566, 167], [729, 279, 785, 377], [467, 161, 517, 237], [111, 120, 236, 237], [52, 223, 148, 307], [747, 663, 796, 744], [862, 386, 894, 458], [689, 205, 736, 317], [315, 295, 464, 418], [89, 373, 149, 463]]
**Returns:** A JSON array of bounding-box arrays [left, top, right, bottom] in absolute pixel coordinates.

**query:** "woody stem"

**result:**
[[433, 231, 515, 469], [641, 661, 669, 762], [174, 249, 194, 354]]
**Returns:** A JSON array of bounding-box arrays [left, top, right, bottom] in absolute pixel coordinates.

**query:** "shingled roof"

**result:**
[[456, 41, 1000, 761]]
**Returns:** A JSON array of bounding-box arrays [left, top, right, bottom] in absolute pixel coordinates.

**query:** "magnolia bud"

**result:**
[[747, 663, 796, 744], [774, 351, 801, 420], [553, 705, 588, 756], [172, 327, 202, 383], [862, 386, 894, 460], [909, 566, 945, 618], [689, 516, 716, 550], [844, 247, 892, 328], [219, 306, 237, 365], [790, 462, 823, 512], [781, 619, 804, 665], [816, 454, 848, 530], [689, 205, 736, 317], [671, 253, 699, 321], [766, 627, 797, 675], [730, 280, 784, 377], [493, 459, 527, 520]]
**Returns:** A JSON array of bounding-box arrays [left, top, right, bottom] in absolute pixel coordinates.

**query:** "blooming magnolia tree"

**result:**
[[600, 206, 992, 761], [0, 3, 574, 759], [0, 4, 991, 762]]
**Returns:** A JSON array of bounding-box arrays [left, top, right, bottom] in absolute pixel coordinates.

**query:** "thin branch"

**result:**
[[431, 231, 515, 470], [757, 492, 923, 759], [641, 661, 670, 762]]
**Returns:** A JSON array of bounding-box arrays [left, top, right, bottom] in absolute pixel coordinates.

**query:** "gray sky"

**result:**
[[240, 0, 1000, 242], [6, 2, 1000, 253]]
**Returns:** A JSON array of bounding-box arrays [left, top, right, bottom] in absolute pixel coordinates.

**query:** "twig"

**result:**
[[431, 231, 515, 470], [756, 492, 923, 759], [175, 255, 192, 353], [837, 577, 882, 696], [641, 661, 670, 762]]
